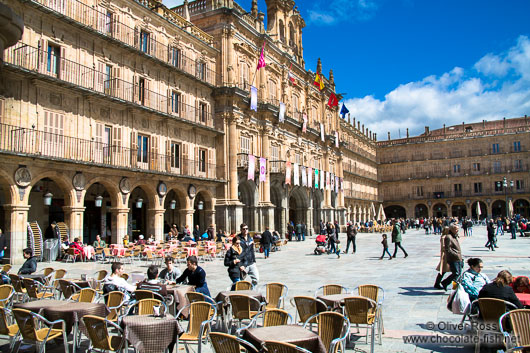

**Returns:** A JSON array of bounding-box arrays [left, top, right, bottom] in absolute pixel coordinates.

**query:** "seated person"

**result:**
[[18, 248, 37, 275], [182, 233, 194, 242], [136, 235, 147, 246], [216, 229, 225, 243], [478, 270, 523, 309], [461, 258, 490, 302], [103, 262, 136, 299], [175, 256, 211, 297], [137, 265, 167, 296], [93, 234, 107, 248], [272, 231, 280, 242], [511, 276, 530, 294], [148, 234, 155, 244], [159, 257, 182, 283], [70, 238, 86, 261], [123, 235, 129, 246]]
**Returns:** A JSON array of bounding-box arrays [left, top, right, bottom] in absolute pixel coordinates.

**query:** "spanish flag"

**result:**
[[314, 73, 324, 90]]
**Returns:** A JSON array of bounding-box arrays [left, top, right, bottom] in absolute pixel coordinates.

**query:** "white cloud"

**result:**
[[307, 0, 379, 25], [345, 35, 530, 140]]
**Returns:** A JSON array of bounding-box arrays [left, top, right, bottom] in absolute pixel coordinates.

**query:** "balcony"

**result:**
[[237, 153, 249, 168], [0, 123, 223, 180], [5, 44, 214, 129], [270, 160, 286, 174], [23, 0, 218, 85]]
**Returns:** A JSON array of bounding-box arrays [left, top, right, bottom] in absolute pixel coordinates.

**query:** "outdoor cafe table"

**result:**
[[516, 293, 530, 307], [317, 293, 354, 311], [121, 314, 183, 353], [242, 324, 326, 353], [183, 247, 198, 256], [19, 273, 48, 283], [82, 245, 95, 260], [15, 299, 108, 352], [166, 284, 194, 317], [215, 290, 266, 331]]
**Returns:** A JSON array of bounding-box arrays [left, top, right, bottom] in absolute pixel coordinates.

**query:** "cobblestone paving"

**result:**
[[3, 226, 529, 352]]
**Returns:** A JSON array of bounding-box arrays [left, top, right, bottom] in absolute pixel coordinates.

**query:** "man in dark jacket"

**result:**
[[295, 222, 303, 241], [238, 223, 259, 286], [207, 224, 215, 241], [441, 224, 463, 290], [485, 219, 496, 251], [192, 225, 201, 242], [345, 223, 357, 254], [261, 227, 273, 259], [18, 248, 37, 275], [0, 228, 7, 261]]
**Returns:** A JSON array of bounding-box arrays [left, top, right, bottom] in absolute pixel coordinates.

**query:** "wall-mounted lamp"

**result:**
[[136, 198, 144, 208], [170, 200, 177, 210]]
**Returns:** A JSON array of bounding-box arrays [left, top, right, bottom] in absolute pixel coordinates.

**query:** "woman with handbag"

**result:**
[[224, 236, 246, 289], [461, 258, 489, 301]]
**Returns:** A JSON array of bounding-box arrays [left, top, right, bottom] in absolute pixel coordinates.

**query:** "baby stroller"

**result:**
[[314, 234, 327, 255]]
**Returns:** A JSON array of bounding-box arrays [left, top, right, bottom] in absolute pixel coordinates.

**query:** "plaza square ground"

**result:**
[[3, 225, 530, 352]]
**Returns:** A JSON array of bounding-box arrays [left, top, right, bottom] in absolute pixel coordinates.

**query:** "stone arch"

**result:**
[[270, 181, 285, 233], [238, 180, 258, 231], [127, 185, 153, 241], [193, 189, 215, 233], [432, 203, 447, 218], [125, 182, 157, 208], [28, 171, 74, 206], [491, 200, 506, 219], [514, 199, 530, 218], [312, 189, 323, 233], [163, 186, 188, 232], [84, 177, 120, 208], [414, 203, 428, 218], [384, 205, 406, 219], [451, 203, 467, 219], [0, 169, 16, 205], [288, 186, 309, 225]]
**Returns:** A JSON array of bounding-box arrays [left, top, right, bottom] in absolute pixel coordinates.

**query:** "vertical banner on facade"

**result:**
[[301, 166, 307, 186], [340, 177, 344, 190], [320, 123, 325, 142], [320, 170, 325, 190], [248, 154, 255, 180], [293, 163, 299, 186], [308, 167, 313, 189], [285, 161, 292, 185], [335, 176, 339, 193], [326, 172, 330, 190], [250, 86, 258, 112], [335, 131, 339, 148], [259, 157, 266, 182], [330, 173, 335, 191], [302, 114, 308, 133], [279, 102, 286, 123], [315, 169, 319, 188]]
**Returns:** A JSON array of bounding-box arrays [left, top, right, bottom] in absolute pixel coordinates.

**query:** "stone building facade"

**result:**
[[378, 118, 530, 221], [0, 0, 379, 263]]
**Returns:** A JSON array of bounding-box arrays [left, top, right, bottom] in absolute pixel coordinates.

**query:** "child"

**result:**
[[380, 234, 392, 260]]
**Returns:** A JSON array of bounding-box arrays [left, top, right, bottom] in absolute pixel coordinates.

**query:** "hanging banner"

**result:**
[[335, 176, 339, 193], [293, 163, 299, 186], [320, 123, 325, 142], [308, 167, 313, 189], [326, 172, 330, 190], [320, 170, 325, 190], [285, 161, 292, 185], [248, 154, 255, 180], [302, 114, 308, 133], [340, 177, 344, 190], [335, 131, 339, 148], [301, 166, 307, 186], [259, 157, 266, 182], [250, 86, 258, 111], [279, 102, 286, 123], [330, 173, 335, 191], [314, 169, 319, 188]]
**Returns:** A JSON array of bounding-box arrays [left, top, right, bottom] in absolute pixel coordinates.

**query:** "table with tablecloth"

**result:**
[[317, 293, 353, 311], [82, 245, 95, 260], [110, 244, 127, 256], [242, 324, 326, 353], [516, 293, 530, 306], [183, 247, 198, 256], [166, 284, 195, 317], [121, 314, 183, 353]]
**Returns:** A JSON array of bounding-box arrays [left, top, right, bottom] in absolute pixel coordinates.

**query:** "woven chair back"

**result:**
[[266, 283, 284, 308], [263, 309, 289, 327]]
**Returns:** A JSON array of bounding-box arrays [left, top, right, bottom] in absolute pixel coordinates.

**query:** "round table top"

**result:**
[[15, 299, 65, 311], [244, 324, 326, 353], [317, 293, 353, 302], [516, 293, 530, 305]]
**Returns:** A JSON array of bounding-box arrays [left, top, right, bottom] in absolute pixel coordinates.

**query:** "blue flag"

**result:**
[[340, 103, 349, 119]]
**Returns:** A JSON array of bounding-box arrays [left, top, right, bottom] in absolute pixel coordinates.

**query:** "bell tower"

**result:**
[[265, 0, 305, 65]]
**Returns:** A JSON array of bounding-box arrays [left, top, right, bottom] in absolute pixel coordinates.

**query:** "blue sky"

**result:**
[[166, 0, 530, 139]]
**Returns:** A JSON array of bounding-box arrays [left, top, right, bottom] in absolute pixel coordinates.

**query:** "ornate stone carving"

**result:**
[[14, 167, 31, 187], [72, 173, 86, 191]]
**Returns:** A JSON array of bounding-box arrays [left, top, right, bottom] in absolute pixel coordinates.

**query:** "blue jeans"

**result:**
[[468, 228, 473, 236], [301, 232, 305, 241], [442, 261, 463, 288], [263, 245, 270, 258], [496, 226, 504, 235], [381, 248, 392, 258]]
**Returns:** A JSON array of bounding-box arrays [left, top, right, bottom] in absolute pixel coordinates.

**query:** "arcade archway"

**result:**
[[432, 203, 447, 218], [384, 205, 406, 219], [238, 180, 257, 231], [414, 204, 428, 218], [288, 187, 308, 225], [492, 200, 506, 219], [451, 203, 467, 219], [128, 187, 149, 241], [514, 199, 530, 218]]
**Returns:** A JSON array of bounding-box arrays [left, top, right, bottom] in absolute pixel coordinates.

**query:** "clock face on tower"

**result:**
[[188, 184, 197, 199]]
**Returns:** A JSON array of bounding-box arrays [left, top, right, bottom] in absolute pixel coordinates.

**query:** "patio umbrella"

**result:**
[[378, 204, 386, 221], [508, 199, 514, 217], [476, 202, 481, 218], [371, 203, 377, 219]]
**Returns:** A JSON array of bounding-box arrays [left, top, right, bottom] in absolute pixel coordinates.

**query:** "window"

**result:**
[[514, 141, 521, 152], [104, 64, 112, 93], [196, 62, 206, 81], [453, 164, 460, 173], [295, 152, 301, 165], [137, 134, 149, 163], [47, 44, 61, 75], [138, 77, 145, 105], [170, 142, 180, 169], [240, 63, 249, 89], [199, 102, 208, 123], [516, 180, 524, 190], [492, 143, 499, 154], [140, 30, 150, 54], [199, 148, 207, 172], [240, 135, 251, 154], [472, 163, 480, 171], [474, 182, 482, 193], [514, 159, 523, 170], [493, 161, 501, 173], [292, 94, 299, 117], [43, 110, 65, 157], [268, 80, 277, 103], [170, 47, 181, 68], [454, 184, 462, 195], [494, 181, 503, 192], [171, 91, 180, 114], [271, 145, 279, 161], [416, 186, 423, 197], [106, 11, 113, 34]]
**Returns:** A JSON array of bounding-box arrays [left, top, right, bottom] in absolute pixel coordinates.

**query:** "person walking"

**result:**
[[434, 227, 451, 289], [440, 224, 463, 291], [380, 234, 392, 260], [261, 227, 273, 259], [496, 217, 504, 236], [391, 220, 408, 258], [345, 222, 357, 254], [238, 223, 259, 286], [224, 236, 246, 288], [485, 219, 496, 251], [295, 222, 303, 241], [466, 218, 473, 236], [510, 218, 517, 239]]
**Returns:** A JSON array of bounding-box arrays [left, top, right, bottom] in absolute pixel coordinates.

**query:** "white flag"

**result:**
[[248, 154, 255, 180], [301, 166, 307, 186], [320, 170, 325, 190], [279, 102, 286, 123], [293, 163, 299, 186], [308, 167, 313, 189], [259, 157, 266, 182], [320, 123, 325, 142]]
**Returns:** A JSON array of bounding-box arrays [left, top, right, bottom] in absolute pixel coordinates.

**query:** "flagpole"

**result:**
[[251, 41, 266, 87]]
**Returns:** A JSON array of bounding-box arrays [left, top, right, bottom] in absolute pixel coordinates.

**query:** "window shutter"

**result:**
[[39, 39, 46, 73], [208, 149, 214, 178], [112, 126, 122, 164], [194, 146, 199, 176], [134, 27, 139, 49], [97, 61, 104, 92], [145, 79, 151, 107], [133, 76, 139, 103], [97, 6, 105, 33], [150, 135, 159, 170], [165, 139, 171, 171], [182, 143, 189, 175], [130, 130, 138, 167], [150, 33, 155, 56], [60, 47, 66, 80], [113, 14, 121, 39]]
